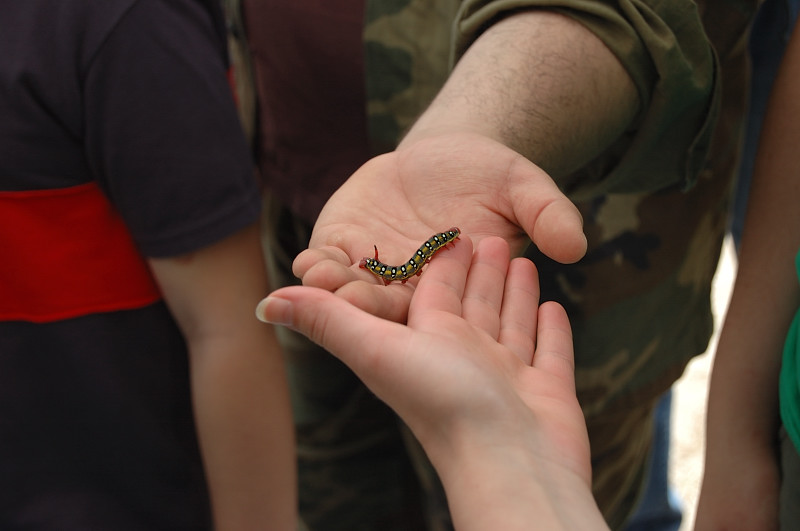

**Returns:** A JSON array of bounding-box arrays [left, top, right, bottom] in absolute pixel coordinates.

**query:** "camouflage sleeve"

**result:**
[[453, 0, 720, 199]]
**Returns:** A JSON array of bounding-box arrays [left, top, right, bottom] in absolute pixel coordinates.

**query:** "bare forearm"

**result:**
[[699, 38, 800, 522], [149, 224, 297, 530], [190, 328, 296, 531], [707, 21, 800, 456], [401, 11, 639, 178], [706, 305, 783, 455]]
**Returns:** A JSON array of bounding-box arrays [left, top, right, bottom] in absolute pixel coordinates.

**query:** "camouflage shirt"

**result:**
[[362, 0, 758, 414], [226, 1, 760, 526], [226, 0, 759, 413]]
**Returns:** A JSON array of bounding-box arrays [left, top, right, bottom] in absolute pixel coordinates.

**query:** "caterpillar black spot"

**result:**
[[359, 227, 461, 285]]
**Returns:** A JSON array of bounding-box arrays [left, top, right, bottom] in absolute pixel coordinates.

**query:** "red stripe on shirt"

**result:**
[[0, 182, 162, 322]]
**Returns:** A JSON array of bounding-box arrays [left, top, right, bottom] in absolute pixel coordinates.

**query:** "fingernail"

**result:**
[[255, 296, 294, 327]]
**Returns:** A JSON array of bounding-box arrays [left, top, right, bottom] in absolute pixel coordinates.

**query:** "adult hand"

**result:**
[[259, 236, 601, 530], [293, 132, 586, 322]]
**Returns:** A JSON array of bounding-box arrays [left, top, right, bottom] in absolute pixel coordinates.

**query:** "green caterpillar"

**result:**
[[359, 227, 461, 285]]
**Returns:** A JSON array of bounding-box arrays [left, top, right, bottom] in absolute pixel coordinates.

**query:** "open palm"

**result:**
[[260, 235, 591, 489], [292, 133, 586, 322]]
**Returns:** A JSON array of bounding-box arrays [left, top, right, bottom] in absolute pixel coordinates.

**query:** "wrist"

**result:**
[[422, 419, 607, 531]]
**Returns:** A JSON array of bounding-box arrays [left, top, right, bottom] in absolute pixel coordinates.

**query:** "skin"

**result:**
[[149, 222, 296, 531], [292, 11, 639, 323], [258, 236, 609, 531], [694, 21, 800, 531]]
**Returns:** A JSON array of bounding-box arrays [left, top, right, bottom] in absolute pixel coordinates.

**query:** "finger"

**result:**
[[298, 240, 398, 292], [460, 237, 510, 339], [255, 286, 410, 379], [408, 234, 474, 327], [531, 301, 575, 391], [508, 157, 587, 264], [334, 280, 414, 324], [497, 257, 540, 364], [293, 246, 353, 281]]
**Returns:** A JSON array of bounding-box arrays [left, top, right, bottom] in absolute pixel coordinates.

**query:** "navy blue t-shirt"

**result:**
[[0, 0, 260, 528]]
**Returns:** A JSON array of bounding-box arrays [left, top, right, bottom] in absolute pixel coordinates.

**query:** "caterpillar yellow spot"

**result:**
[[359, 227, 461, 285]]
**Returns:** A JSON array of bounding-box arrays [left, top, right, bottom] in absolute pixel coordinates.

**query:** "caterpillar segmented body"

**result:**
[[359, 227, 461, 285]]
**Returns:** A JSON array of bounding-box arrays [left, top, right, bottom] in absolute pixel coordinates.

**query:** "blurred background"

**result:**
[[672, 235, 738, 531]]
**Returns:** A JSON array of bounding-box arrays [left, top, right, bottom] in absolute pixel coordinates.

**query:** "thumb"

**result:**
[[509, 158, 587, 263]]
